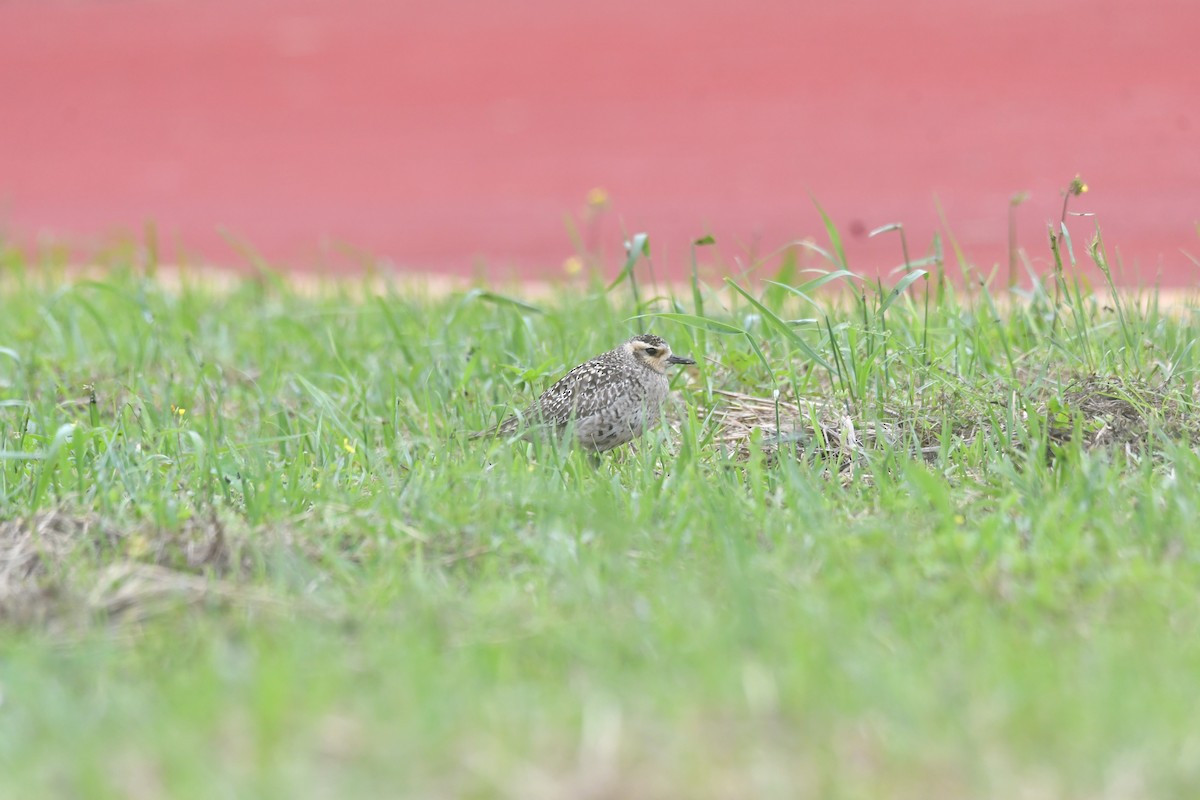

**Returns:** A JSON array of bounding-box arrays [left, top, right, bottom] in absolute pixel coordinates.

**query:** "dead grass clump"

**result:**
[[705, 389, 868, 468], [0, 509, 278, 626], [1045, 374, 1200, 452], [706, 373, 1200, 467], [0, 510, 110, 625]]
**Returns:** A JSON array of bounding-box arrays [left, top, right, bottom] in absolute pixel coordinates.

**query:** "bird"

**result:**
[[475, 333, 696, 452]]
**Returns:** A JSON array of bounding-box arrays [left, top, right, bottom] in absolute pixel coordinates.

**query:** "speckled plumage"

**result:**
[[482, 334, 696, 452]]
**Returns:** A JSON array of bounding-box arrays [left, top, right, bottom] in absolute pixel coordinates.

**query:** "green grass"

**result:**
[[2, 229, 1200, 799]]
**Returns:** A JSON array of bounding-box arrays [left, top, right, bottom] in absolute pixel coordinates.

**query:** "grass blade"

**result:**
[[879, 270, 929, 313], [635, 312, 744, 335], [725, 278, 831, 370], [810, 196, 847, 269]]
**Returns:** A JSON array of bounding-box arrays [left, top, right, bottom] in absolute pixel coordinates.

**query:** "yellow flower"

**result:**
[[586, 187, 609, 208], [562, 256, 584, 275], [171, 405, 186, 417], [342, 438, 356, 454]]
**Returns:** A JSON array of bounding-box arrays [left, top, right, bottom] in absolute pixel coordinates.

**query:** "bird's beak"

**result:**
[[667, 354, 696, 366]]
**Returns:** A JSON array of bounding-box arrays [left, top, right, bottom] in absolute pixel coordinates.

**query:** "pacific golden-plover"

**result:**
[[476, 333, 696, 452]]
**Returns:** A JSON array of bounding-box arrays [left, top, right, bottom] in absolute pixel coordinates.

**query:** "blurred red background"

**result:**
[[1, 0, 1197, 283]]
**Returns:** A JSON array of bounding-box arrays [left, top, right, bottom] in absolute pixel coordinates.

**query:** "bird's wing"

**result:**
[[532, 357, 642, 427]]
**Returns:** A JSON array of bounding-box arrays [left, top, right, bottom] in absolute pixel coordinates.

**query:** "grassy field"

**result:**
[[2, 227, 1200, 799]]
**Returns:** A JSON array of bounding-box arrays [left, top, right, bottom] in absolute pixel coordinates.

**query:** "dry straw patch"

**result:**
[[1045, 374, 1200, 451], [701, 372, 1200, 467], [0, 509, 281, 626]]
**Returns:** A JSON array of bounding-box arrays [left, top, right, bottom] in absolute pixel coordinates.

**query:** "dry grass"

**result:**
[[1046, 374, 1200, 451], [0, 510, 282, 626], [703, 371, 1200, 466]]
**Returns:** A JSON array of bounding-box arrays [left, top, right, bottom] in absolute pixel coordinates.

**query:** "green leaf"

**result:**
[[810, 196, 847, 268], [0, 449, 41, 461], [765, 269, 861, 304], [888, 255, 940, 274], [634, 312, 744, 334], [879, 270, 929, 313], [791, 239, 840, 267], [607, 232, 651, 291], [30, 423, 77, 509], [742, 333, 775, 383], [468, 289, 545, 314], [725, 279, 831, 370], [693, 235, 716, 246], [1059, 222, 1077, 267]]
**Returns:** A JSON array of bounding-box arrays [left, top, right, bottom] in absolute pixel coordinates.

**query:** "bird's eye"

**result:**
[[644, 347, 659, 356]]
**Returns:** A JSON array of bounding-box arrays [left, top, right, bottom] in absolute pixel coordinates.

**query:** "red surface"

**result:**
[[2, 0, 1198, 283]]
